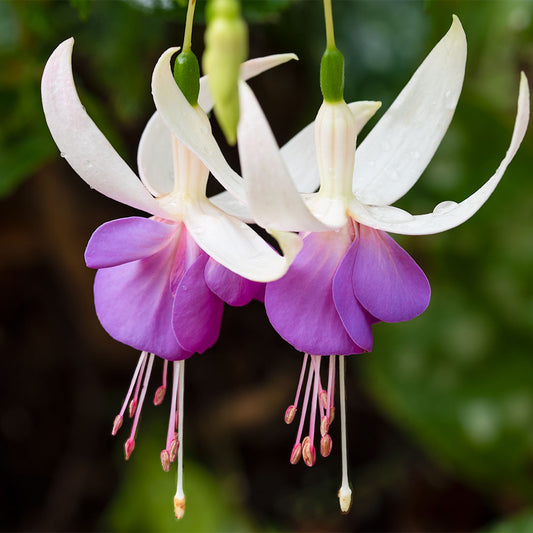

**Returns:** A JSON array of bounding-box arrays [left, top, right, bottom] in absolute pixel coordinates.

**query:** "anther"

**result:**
[[174, 496, 186, 520], [320, 415, 329, 437], [161, 449, 171, 472], [320, 434, 332, 457], [284, 405, 297, 424], [329, 406, 336, 424], [290, 442, 302, 464], [319, 389, 328, 409], [128, 398, 138, 418], [169, 436, 179, 463], [153, 385, 166, 406], [124, 437, 135, 460], [112, 415, 123, 436], [302, 438, 316, 467]]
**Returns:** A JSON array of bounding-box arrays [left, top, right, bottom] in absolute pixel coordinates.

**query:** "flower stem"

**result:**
[[183, 0, 197, 52], [323, 0, 336, 50]]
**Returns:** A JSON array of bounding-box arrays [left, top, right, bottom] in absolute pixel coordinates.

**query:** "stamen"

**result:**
[[174, 360, 186, 519], [124, 353, 155, 460], [304, 356, 322, 467], [290, 358, 315, 464], [154, 360, 169, 406], [338, 355, 352, 514], [161, 450, 171, 472], [320, 434, 332, 457], [129, 352, 149, 418], [285, 353, 309, 424], [112, 351, 147, 436]]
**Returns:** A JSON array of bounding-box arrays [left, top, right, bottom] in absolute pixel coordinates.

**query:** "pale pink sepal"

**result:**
[[41, 38, 168, 218], [349, 73, 530, 235], [353, 15, 467, 206]]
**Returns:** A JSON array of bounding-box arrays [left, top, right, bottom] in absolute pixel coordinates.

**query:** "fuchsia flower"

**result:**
[[233, 16, 529, 510], [41, 38, 301, 518]]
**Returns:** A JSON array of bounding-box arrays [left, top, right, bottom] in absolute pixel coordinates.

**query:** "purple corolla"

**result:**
[[41, 38, 300, 518]]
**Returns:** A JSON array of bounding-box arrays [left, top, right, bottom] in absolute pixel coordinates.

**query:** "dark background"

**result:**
[[1, 0, 533, 531]]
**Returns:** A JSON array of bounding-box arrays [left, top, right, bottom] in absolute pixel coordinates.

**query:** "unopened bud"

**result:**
[[124, 437, 135, 460], [284, 405, 297, 424], [320, 434, 332, 457], [302, 439, 316, 467], [161, 449, 171, 472], [290, 442, 302, 465], [112, 415, 123, 436], [153, 385, 166, 406], [203, 0, 248, 145], [169, 437, 179, 463], [320, 415, 329, 437], [174, 496, 186, 519], [128, 398, 137, 418], [319, 389, 328, 409], [338, 485, 352, 514]]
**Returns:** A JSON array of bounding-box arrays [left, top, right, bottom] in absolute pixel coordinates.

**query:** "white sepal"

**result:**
[[353, 15, 467, 206], [139, 53, 299, 198], [183, 199, 302, 282], [41, 38, 168, 218], [151, 48, 245, 202], [349, 73, 530, 235], [238, 81, 330, 232]]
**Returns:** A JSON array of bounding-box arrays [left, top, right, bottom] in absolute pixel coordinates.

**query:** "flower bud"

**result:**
[[203, 0, 248, 145]]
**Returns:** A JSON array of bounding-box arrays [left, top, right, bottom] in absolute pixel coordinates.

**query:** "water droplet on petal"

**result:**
[[60, 151, 66, 158], [411, 150, 421, 160], [432, 201, 458, 215]]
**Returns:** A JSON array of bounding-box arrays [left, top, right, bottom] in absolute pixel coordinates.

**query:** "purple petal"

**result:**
[[85, 217, 178, 268], [173, 253, 224, 353], [353, 225, 430, 322], [265, 229, 364, 356], [332, 234, 373, 351], [94, 238, 192, 360], [204, 258, 265, 306]]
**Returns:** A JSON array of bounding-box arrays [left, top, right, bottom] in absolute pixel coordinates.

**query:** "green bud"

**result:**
[[174, 50, 200, 107], [203, 0, 248, 145], [320, 48, 344, 102]]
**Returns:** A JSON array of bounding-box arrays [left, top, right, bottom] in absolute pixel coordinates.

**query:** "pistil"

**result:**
[[338, 355, 352, 513], [174, 360, 186, 519]]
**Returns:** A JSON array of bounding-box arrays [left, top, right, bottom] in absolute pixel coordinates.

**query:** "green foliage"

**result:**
[[483, 510, 533, 533]]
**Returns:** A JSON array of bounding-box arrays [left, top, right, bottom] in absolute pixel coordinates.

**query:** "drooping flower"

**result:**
[[233, 15, 529, 510], [41, 38, 302, 518]]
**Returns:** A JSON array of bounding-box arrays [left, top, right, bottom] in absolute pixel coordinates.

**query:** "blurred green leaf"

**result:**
[[482, 510, 533, 533]]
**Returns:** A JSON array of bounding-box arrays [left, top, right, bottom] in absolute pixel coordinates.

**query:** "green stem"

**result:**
[[323, 0, 336, 50], [183, 0, 197, 52]]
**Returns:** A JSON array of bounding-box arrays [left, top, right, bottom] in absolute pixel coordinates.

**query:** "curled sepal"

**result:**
[[349, 72, 530, 235], [183, 199, 302, 282], [41, 38, 168, 218]]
